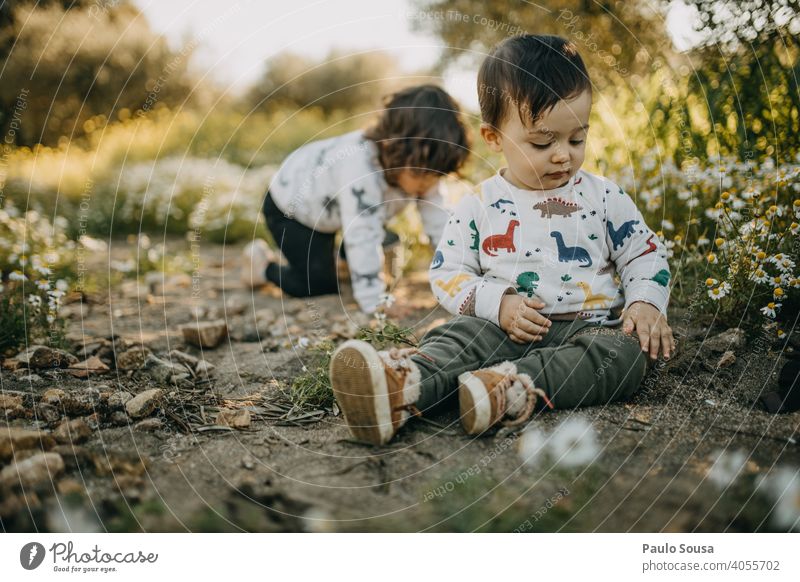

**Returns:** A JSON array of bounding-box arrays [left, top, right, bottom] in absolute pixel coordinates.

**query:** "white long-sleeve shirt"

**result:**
[[430, 169, 671, 326], [269, 130, 449, 313]]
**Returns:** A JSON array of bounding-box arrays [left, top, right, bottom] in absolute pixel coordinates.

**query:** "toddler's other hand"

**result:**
[[499, 294, 552, 344], [621, 301, 674, 361]]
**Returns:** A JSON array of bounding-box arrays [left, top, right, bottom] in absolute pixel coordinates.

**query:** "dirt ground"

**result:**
[[2, 238, 799, 532]]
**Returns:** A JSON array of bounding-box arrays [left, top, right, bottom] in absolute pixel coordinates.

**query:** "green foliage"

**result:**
[[288, 340, 336, 411], [0, 1, 200, 146]]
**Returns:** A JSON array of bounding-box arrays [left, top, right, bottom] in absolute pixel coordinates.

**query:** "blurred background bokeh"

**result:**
[[1, 0, 799, 348]]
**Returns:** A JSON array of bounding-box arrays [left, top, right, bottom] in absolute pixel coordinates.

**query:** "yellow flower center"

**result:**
[[775, 288, 784, 296]]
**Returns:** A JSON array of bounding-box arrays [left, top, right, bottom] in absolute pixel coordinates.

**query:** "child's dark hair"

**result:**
[[364, 84, 470, 186], [478, 35, 591, 129]]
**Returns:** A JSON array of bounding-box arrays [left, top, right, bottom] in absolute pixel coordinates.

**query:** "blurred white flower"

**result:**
[[549, 417, 599, 468], [518, 428, 548, 467], [707, 449, 748, 489], [760, 302, 780, 318], [298, 337, 311, 349], [756, 467, 800, 531], [8, 270, 27, 281], [378, 293, 396, 308]]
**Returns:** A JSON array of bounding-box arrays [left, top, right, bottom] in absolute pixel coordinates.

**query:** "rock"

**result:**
[[53, 418, 92, 445], [704, 328, 746, 353], [57, 478, 85, 496], [142, 354, 191, 385], [0, 427, 56, 461], [330, 320, 360, 339], [75, 340, 105, 360], [115, 346, 152, 370], [37, 404, 62, 424], [134, 418, 163, 432], [0, 394, 23, 417], [194, 360, 215, 377], [216, 408, 251, 429], [255, 308, 276, 324], [180, 320, 228, 349], [107, 391, 133, 410], [0, 452, 65, 488], [125, 389, 162, 419], [109, 411, 129, 426], [241, 455, 255, 470], [225, 296, 247, 316], [717, 350, 736, 368], [42, 388, 65, 405], [62, 388, 101, 415], [168, 349, 200, 370], [67, 356, 110, 378], [13, 345, 78, 369]]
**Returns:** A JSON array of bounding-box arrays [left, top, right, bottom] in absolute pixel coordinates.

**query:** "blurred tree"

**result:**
[[410, 0, 676, 88], [247, 49, 402, 115], [680, 0, 800, 161], [0, 0, 197, 146]]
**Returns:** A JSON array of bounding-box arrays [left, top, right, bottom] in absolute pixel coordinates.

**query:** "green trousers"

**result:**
[[410, 316, 649, 413]]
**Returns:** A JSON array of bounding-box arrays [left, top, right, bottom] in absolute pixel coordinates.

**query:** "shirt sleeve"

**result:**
[[604, 181, 671, 314], [339, 174, 386, 314], [416, 181, 450, 248], [429, 196, 515, 326]]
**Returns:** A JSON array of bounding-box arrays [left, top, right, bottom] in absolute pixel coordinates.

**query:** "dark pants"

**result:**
[[410, 316, 649, 413], [262, 191, 338, 297]]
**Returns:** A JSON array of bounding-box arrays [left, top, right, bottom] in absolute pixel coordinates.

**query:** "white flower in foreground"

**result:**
[[760, 302, 781, 318], [707, 449, 748, 489], [548, 417, 599, 468], [518, 428, 548, 467], [756, 466, 800, 531], [8, 270, 27, 281], [378, 293, 396, 308], [297, 337, 311, 349], [696, 237, 710, 246]]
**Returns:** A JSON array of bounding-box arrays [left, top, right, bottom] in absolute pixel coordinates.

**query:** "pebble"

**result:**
[[179, 320, 228, 349], [134, 418, 163, 432], [116, 346, 152, 370], [12, 345, 78, 369], [717, 350, 736, 368], [0, 427, 56, 461], [125, 389, 163, 419], [0, 452, 65, 488], [53, 418, 92, 445], [704, 328, 746, 353], [107, 391, 134, 410], [216, 408, 251, 429]]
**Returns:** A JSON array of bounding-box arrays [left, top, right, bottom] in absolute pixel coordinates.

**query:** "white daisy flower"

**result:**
[[697, 237, 710, 246], [378, 293, 396, 308], [661, 219, 675, 231], [8, 271, 27, 281], [760, 302, 780, 318]]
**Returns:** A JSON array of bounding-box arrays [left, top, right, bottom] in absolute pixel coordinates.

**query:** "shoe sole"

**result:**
[[330, 340, 393, 445], [458, 372, 492, 435]]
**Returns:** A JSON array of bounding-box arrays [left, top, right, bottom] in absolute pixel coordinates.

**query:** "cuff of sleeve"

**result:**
[[475, 280, 516, 326], [623, 280, 670, 314]]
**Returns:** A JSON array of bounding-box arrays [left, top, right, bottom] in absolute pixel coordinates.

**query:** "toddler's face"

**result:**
[[482, 89, 591, 191], [395, 170, 440, 197]]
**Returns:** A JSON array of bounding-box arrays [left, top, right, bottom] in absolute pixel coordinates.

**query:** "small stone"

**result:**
[[194, 359, 215, 377], [704, 328, 746, 353], [67, 356, 110, 378], [134, 418, 163, 432], [717, 350, 736, 368], [53, 418, 92, 445], [125, 389, 163, 419], [241, 455, 255, 470], [37, 403, 62, 424], [0, 394, 23, 412], [142, 354, 191, 385], [180, 320, 228, 349], [0, 427, 56, 461], [13, 345, 78, 369], [216, 408, 251, 429], [57, 478, 85, 496], [42, 388, 65, 405], [115, 346, 152, 370], [255, 308, 276, 324], [109, 411, 129, 426], [0, 452, 64, 488], [107, 391, 134, 410], [168, 349, 199, 369], [62, 388, 101, 416]]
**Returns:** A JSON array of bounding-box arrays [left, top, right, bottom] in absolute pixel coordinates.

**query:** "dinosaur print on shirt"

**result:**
[[482, 220, 519, 257]]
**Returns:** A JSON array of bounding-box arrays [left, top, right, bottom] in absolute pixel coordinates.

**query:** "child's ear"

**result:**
[[480, 123, 503, 153]]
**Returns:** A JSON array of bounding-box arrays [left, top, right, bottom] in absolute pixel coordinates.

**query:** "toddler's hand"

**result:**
[[622, 301, 675, 361], [499, 294, 552, 344]]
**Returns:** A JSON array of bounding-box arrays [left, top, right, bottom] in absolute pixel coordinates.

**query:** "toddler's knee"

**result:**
[[574, 328, 648, 400]]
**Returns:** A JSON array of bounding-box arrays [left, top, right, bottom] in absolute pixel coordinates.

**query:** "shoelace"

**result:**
[[494, 373, 554, 427], [381, 347, 434, 419]]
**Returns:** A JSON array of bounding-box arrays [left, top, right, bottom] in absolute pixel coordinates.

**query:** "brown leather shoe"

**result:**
[[458, 362, 552, 435], [329, 340, 422, 445]]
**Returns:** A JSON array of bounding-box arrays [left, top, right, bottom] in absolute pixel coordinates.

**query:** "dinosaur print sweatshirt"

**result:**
[[429, 169, 671, 327], [269, 130, 450, 313]]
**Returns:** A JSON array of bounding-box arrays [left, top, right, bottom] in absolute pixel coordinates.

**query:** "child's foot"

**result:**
[[329, 340, 422, 445], [240, 239, 274, 287], [458, 362, 553, 435]]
